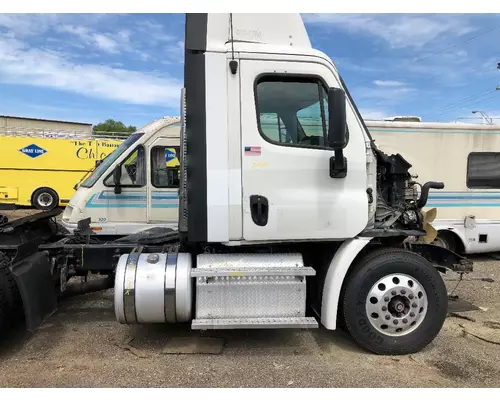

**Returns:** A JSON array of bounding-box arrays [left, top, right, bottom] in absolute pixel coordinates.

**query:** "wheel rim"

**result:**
[[37, 192, 53, 207], [432, 236, 448, 250], [365, 273, 428, 337]]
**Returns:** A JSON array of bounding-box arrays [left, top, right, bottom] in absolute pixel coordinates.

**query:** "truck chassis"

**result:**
[[0, 210, 473, 355]]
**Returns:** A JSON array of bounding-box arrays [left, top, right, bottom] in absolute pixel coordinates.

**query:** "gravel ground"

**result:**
[[1, 209, 500, 388]]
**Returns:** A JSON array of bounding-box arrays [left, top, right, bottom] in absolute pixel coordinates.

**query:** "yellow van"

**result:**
[[0, 135, 123, 210]]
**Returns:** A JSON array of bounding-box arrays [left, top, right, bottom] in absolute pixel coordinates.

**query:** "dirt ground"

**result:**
[[1, 209, 500, 388]]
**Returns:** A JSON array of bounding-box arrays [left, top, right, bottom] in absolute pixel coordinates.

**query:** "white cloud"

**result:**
[[355, 86, 418, 104], [93, 34, 120, 53], [0, 36, 182, 107], [303, 14, 476, 49], [0, 14, 182, 63], [359, 109, 390, 120], [57, 25, 121, 53], [373, 80, 406, 87], [137, 20, 177, 44]]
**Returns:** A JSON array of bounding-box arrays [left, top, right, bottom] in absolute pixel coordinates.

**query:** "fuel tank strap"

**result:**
[[123, 251, 141, 324], [164, 253, 178, 323]]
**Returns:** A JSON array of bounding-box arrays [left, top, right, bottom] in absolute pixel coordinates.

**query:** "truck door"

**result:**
[[147, 137, 180, 225], [239, 59, 369, 241]]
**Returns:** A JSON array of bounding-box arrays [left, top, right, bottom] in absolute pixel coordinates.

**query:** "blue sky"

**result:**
[[0, 13, 499, 129]]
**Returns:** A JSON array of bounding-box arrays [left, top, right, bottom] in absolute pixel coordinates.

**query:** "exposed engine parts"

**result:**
[[372, 148, 444, 232]]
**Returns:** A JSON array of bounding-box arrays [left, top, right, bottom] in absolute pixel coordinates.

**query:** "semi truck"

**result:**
[[0, 132, 123, 211], [0, 13, 476, 356]]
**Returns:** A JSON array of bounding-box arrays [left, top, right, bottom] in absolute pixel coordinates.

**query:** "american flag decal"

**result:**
[[244, 146, 261, 156]]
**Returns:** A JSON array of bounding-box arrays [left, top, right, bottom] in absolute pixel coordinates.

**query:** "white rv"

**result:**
[[367, 119, 500, 255], [61, 117, 181, 234]]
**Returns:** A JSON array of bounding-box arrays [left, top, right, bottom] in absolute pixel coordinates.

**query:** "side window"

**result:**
[[256, 76, 329, 148], [259, 113, 288, 142], [467, 152, 500, 188], [151, 146, 180, 188], [104, 146, 146, 187]]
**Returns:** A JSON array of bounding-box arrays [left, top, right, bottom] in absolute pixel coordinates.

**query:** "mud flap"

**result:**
[[10, 250, 57, 331]]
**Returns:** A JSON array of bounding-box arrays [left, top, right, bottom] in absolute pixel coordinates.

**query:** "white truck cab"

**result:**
[[4, 13, 475, 357], [61, 117, 181, 235]]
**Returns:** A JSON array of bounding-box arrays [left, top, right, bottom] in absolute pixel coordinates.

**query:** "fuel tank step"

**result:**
[[191, 266, 316, 277], [191, 317, 318, 330]]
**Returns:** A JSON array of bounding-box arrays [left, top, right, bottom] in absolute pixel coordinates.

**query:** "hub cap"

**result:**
[[365, 273, 428, 337], [37, 192, 53, 207]]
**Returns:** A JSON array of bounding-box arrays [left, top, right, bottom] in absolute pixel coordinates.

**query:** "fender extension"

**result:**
[[405, 242, 473, 274]]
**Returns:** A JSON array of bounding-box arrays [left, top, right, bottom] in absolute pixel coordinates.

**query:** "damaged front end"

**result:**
[[362, 146, 473, 275]]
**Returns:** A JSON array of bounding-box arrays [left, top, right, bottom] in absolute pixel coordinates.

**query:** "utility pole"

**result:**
[[472, 110, 494, 124]]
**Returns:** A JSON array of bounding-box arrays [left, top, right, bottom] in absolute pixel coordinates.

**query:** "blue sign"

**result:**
[[19, 144, 47, 158], [165, 148, 176, 161]]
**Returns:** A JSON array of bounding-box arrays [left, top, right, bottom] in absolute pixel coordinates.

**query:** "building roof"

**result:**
[[0, 115, 92, 126]]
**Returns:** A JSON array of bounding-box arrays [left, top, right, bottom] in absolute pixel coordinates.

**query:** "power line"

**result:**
[[343, 23, 500, 91], [435, 88, 496, 114], [415, 23, 500, 64], [424, 61, 500, 118], [448, 93, 499, 115]]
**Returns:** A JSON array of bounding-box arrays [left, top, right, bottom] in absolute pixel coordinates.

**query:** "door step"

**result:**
[[191, 266, 316, 277], [191, 317, 318, 330]]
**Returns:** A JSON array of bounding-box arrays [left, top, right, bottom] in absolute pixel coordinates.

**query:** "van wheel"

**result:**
[[342, 247, 448, 355], [32, 188, 59, 211], [432, 231, 458, 253]]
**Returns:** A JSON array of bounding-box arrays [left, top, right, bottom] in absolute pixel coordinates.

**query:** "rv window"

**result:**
[[151, 146, 180, 188], [467, 152, 500, 189], [104, 145, 146, 187], [255, 76, 330, 148]]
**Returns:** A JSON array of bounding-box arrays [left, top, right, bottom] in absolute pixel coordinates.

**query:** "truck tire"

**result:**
[[341, 247, 448, 355], [32, 187, 59, 211], [0, 252, 22, 335]]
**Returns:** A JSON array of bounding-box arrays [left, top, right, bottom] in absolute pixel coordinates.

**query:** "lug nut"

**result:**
[[403, 319, 408, 324], [410, 312, 415, 317], [384, 297, 390, 302], [401, 289, 406, 295], [394, 320, 398, 325], [382, 306, 387, 311], [412, 303, 417, 308], [409, 294, 414, 299], [391, 290, 397, 295], [385, 315, 390, 320]]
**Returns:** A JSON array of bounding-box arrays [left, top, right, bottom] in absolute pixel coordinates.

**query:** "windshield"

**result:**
[[80, 132, 145, 188]]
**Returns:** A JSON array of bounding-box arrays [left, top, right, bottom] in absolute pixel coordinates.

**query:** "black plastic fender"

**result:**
[[10, 250, 57, 331]]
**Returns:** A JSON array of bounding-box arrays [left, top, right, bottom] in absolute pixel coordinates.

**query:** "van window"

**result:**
[[104, 145, 146, 187], [255, 75, 329, 148], [81, 132, 144, 188], [467, 152, 500, 189], [151, 146, 180, 188]]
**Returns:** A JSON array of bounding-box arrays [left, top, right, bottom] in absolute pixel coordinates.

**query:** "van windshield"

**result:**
[[80, 132, 145, 188]]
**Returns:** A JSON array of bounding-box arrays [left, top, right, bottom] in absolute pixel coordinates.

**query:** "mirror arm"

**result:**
[[330, 150, 348, 179]]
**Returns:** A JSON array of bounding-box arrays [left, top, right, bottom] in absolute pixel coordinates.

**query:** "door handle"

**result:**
[[250, 195, 269, 226]]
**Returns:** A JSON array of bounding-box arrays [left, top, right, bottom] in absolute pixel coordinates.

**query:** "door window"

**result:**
[[104, 146, 146, 187], [151, 146, 180, 188], [255, 76, 330, 148]]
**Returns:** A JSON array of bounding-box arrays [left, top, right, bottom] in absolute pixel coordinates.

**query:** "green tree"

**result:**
[[92, 119, 137, 136]]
